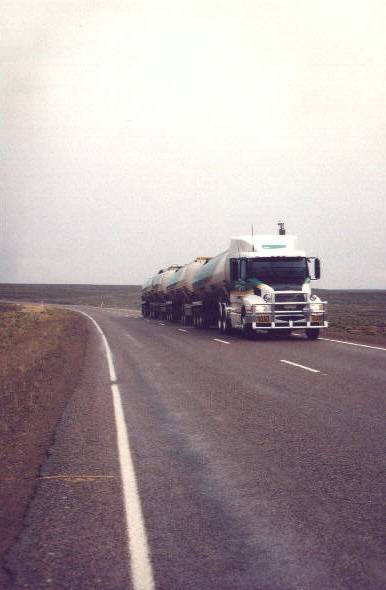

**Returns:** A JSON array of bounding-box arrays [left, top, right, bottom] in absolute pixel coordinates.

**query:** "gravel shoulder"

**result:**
[[0, 303, 88, 586]]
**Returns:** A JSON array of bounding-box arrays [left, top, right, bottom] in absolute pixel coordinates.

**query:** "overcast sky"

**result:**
[[1, 0, 385, 288]]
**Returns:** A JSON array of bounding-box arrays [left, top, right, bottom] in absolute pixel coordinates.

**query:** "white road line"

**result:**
[[213, 338, 230, 345], [75, 310, 154, 590], [159, 322, 166, 325], [320, 337, 386, 352], [280, 359, 320, 373], [111, 385, 154, 590], [178, 328, 188, 333]]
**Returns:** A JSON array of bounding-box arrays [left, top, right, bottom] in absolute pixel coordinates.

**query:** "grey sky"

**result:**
[[2, 0, 385, 288]]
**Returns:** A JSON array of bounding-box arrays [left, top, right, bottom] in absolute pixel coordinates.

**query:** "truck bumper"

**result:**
[[249, 300, 328, 330], [251, 320, 328, 330]]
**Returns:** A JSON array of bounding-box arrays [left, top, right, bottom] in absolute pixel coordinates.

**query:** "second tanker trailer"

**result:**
[[141, 223, 328, 339]]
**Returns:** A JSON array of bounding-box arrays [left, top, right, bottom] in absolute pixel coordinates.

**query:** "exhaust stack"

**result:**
[[278, 221, 286, 235]]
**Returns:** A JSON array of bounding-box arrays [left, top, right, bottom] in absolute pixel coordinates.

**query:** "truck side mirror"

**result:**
[[308, 257, 321, 280], [314, 258, 321, 280]]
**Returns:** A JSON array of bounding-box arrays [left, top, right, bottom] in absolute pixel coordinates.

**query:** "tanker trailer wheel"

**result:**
[[306, 328, 320, 340], [198, 311, 208, 329]]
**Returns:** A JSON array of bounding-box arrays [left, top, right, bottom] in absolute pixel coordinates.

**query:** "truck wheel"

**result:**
[[218, 301, 232, 334], [223, 315, 232, 334], [217, 313, 223, 332], [306, 328, 320, 340], [217, 303, 224, 333], [224, 315, 232, 334]]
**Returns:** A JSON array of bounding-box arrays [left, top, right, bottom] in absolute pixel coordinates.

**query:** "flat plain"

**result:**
[[0, 284, 385, 346]]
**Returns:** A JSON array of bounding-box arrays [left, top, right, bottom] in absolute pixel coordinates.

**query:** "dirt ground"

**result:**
[[315, 289, 386, 346], [0, 303, 88, 586], [0, 283, 141, 309]]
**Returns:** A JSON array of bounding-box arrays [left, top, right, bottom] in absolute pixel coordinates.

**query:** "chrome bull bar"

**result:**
[[245, 300, 329, 329]]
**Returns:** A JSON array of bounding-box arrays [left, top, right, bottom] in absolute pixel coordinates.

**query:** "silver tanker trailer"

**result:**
[[142, 223, 328, 339], [142, 265, 180, 319], [165, 257, 211, 323]]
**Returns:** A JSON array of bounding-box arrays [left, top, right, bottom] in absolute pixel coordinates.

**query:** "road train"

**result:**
[[141, 223, 328, 339]]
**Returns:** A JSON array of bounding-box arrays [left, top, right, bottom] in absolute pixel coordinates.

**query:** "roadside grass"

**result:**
[[0, 303, 88, 582]]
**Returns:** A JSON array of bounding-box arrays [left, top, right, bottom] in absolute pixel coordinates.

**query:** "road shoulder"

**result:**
[[0, 304, 88, 587]]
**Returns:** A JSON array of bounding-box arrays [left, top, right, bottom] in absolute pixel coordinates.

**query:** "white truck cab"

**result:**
[[224, 224, 327, 338]]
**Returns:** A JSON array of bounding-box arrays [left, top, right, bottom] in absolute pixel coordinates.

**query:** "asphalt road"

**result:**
[[5, 306, 386, 590]]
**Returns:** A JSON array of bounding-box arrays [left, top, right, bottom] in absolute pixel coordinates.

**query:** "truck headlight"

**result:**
[[253, 304, 270, 313], [310, 302, 323, 312], [263, 293, 273, 302]]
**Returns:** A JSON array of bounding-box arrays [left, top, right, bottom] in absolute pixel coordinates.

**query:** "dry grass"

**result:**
[[0, 303, 88, 583], [0, 284, 141, 309]]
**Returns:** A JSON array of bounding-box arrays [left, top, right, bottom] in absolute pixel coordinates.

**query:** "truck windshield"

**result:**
[[246, 257, 309, 285]]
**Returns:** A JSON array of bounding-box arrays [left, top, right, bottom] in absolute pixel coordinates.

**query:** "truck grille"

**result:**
[[275, 293, 306, 302]]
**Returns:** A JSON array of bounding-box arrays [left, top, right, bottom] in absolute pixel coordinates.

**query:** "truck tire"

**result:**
[[217, 303, 225, 333], [218, 301, 232, 334], [223, 310, 232, 334], [306, 328, 320, 340], [182, 313, 191, 326], [217, 307, 223, 333]]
